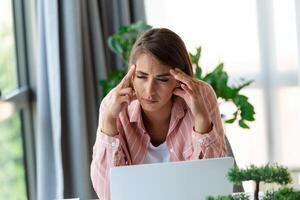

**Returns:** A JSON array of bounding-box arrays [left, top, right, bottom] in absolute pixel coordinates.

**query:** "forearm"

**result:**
[[101, 115, 118, 137], [194, 112, 212, 134], [91, 131, 127, 199]]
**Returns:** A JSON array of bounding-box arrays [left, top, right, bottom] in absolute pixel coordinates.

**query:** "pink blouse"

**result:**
[[90, 83, 227, 200]]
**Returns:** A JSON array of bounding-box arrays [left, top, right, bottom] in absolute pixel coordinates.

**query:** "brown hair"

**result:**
[[129, 28, 193, 77]]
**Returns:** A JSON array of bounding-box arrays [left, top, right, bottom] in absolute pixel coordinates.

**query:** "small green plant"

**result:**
[[108, 21, 152, 64], [228, 164, 292, 200], [100, 21, 255, 129], [99, 21, 152, 96], [99, 69, 127, 97], [263, 187, 300, 200], [206, 193, 250, 200], [190, 47, 255, 128], [206, 164, 300, 200]]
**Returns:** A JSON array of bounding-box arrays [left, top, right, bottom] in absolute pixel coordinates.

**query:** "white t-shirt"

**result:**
[[143, 141, 170, 164]]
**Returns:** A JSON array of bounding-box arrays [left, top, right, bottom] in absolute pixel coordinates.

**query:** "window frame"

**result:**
[[0, 0, 37, 199], [13, 0, 37, 198]]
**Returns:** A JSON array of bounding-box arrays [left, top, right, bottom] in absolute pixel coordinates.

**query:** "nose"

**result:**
[[145, 80, 155, 98]]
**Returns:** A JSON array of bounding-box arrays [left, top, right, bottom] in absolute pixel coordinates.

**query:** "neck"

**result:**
[[142, 100, 173, 146], [142, 100, 173, 126]]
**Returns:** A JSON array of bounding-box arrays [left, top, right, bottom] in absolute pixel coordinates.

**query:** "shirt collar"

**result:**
[[128, 99, 143, 125]]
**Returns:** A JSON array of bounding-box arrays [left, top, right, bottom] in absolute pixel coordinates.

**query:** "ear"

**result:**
[[176, 81, 181, 88]]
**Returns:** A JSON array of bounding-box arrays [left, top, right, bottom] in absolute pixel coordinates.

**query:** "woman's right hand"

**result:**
[[100, 64, 136, 136]]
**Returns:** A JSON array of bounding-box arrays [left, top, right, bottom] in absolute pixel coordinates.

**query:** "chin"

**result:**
[[140, 103, 160, 112]]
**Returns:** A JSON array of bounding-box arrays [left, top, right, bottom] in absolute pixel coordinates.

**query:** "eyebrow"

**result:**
[[136, 70, 171, 77]]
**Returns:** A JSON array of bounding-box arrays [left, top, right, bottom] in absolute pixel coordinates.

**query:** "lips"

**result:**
[[142, 98, 158, 104]]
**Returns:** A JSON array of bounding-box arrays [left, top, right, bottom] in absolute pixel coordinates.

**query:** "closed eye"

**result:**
[[136, 75, 146, 79], [136, 75, 169, 82], [157, 78, 169, 82]]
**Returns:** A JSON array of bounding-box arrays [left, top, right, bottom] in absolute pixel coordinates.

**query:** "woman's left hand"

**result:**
[[170, 68, 212, 134]]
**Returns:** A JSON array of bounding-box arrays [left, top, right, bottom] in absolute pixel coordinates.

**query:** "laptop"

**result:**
[[110, 157, 234, 200]]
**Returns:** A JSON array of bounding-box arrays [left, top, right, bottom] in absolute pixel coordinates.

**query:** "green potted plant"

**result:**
[[263, 187, 300, 200], [206, 193, 250, 200], [206, 164, 300, 200], [206, 188, 300, 200], [100, 21, 255, 129]]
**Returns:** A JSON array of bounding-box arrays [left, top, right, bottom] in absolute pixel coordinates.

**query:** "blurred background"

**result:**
[[0, 0, 299, 199]]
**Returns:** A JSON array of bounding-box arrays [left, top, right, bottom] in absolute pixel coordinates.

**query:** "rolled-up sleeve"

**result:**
[[190, 84, 227, 159], [90, 91, 128, 200]]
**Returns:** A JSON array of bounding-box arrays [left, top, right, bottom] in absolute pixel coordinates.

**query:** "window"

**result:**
[[0, 113, 27, 199], [144, 0, 300, 189], [0, 0, 18, 94], [0, 0, 36, 199]]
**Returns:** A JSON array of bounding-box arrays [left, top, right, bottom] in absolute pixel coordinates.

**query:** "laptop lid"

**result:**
[[110, 157, 234, 200]]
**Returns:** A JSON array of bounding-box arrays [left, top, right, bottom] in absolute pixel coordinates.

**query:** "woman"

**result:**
[[91, 28, 227, 200]]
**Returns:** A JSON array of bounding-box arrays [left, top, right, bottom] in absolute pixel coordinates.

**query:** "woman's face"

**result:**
[[132, 53, 177, 113]]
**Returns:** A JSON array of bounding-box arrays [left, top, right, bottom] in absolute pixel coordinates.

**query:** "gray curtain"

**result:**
[[37, 0, 64, 199], [36, 0, 145, 199]]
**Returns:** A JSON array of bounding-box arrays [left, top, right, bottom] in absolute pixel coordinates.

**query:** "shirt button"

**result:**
[[197, 139, 204, 144], [170, 148, 174, 153], [111, 142, 116, 147]]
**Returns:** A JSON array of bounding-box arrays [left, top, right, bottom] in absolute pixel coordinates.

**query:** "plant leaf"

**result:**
[[238, 119, 250, 129]]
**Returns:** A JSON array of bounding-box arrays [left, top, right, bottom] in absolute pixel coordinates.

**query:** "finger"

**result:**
[[175, 68, 198, 91], [170, 69, 194, 91], [118, 95, 131, 105], [119, 87, 133, 96], [173, 88, 186, 98], [120, 64, 136, 87], [181, 83, 194, 96]]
